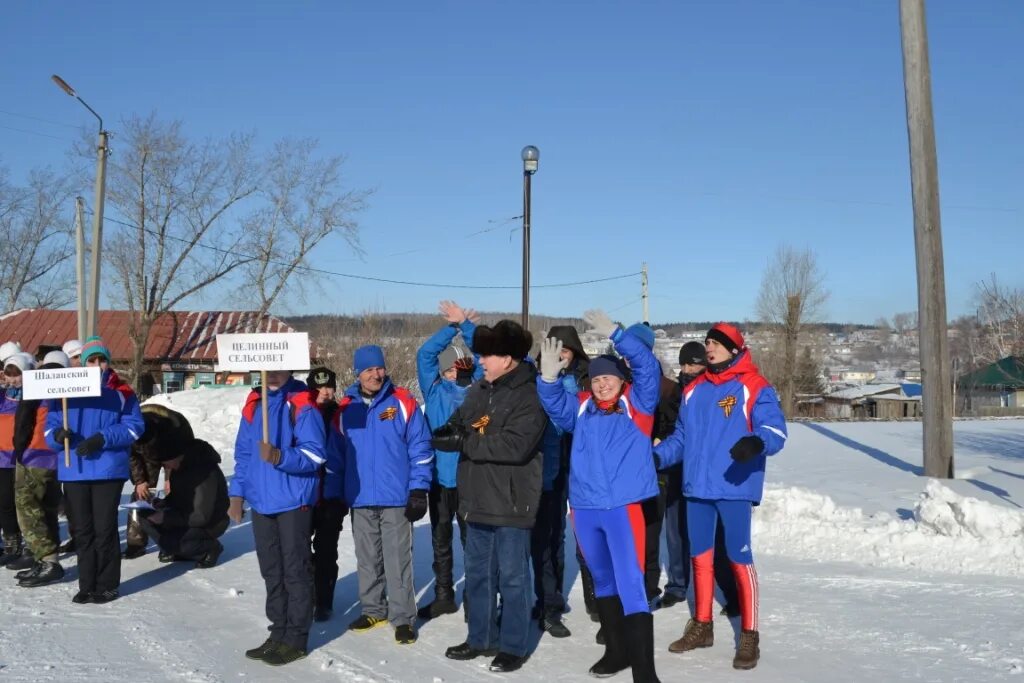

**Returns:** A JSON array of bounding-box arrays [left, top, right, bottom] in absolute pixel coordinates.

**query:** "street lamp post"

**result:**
[[521, 145, 539, 330], [52, 74, 108, 337]]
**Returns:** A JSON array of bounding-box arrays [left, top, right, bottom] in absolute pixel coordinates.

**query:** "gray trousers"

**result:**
[[351, 506, 416, 627]]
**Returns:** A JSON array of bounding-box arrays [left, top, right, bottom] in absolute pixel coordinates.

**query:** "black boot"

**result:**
[[0, 535, 24, 568], [18, 560, 65, 587], [417, 590, 458, 619], [580, 560, 599, 622], [589, 596, 629, 677], [6, 547, 35, 571], [624, 612, 660, 683]]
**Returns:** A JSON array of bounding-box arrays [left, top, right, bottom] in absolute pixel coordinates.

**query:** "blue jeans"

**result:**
[[465, 523, 532, 657]]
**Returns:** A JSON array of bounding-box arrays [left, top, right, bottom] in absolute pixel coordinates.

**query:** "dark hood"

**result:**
[[546, 326, 588, 361]]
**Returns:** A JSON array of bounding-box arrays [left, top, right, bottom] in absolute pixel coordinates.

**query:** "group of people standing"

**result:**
[[1, 301, 787, 681], [229, 300, 786, 682]]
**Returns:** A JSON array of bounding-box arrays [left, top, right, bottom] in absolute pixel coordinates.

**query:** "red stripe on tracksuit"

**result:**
[[694, 550, 760, 631], [731, 561, 759, 631]]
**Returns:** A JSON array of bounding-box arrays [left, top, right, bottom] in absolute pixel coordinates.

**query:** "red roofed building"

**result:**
[[0, 309, 319, 395]]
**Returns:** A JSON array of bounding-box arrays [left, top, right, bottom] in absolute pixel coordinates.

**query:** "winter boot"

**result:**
[[195, 540, 223, 569], [417, 594, 458, 620], [6, 547, 35, 571], [245, 637, 279, 660], [18, 560, 64, 587], [0, 535, 24, 567], [59, 537, 76, 554], [540, 611, 571, 638], [123, 544, 147, 560], [580, 560, 599, 622], [624, 612, 661, 683], [16, 561, 42, 581], [733, 629, 760, 670], [262, 642, 307, 666], [668, 618, 713, 653], [589, 596, 629, 677]]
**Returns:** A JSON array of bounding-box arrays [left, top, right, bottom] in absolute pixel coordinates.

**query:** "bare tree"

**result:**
[[755, 246, 828, 416], [241, 138, 369, 317], [973, 275, 1024, 364], [892, 311, 918, 337], [102, 114, 262, 388], [0, 166, 76, 311]]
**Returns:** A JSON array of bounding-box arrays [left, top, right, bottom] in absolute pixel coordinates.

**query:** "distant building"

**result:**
[[956, 357, 1024, 416]]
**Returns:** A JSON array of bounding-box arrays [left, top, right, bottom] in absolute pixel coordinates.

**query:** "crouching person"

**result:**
[[231, 370, 326, 666], [136, 432, 229, 568]]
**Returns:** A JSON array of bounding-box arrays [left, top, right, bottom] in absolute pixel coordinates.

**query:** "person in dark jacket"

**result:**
[[137, 434, 229, 568], [47, 336, 145, 605], [124, 404, 194, 559], [540, 311, 661, 683], [655, 323, 787, 670], [432, 319, 545, 674], [306, 366, 348, 623], [531, 325, 588, 638], [231, 370, 326, 667], [416, 300, 481, 620]]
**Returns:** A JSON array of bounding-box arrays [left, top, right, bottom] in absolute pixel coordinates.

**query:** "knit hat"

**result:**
[[705, 323, 745, 356], [42, 350, 71, 369], [589, 354, 627, 381], [353, 345, 386, 374], [0, 341, 21, 364], [625, 323, 656, 351], [472, 320, 533, 359], [80, 335, 111, 363], [679, 341, 707, 367], [438, 346, 466, 376], [307, 366, 337, 390], [4, 352, 36, 372], [62, 339, 84, 359]]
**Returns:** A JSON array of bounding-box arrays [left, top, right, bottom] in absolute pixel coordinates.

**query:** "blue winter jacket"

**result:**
[[46, 371, 145, 482], [537, 328, 660, 509], [539, 369, 582, 491], [333, 379, 433, 508], [654, 351, 787, 504], [417, 320, 481, 488], [229, 377, 327, 515]]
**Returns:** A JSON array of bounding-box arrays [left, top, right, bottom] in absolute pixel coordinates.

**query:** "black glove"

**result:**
[[431, 423, 467, 453], [53, 427, 75, 444], [455, 358, 475, 387], [729, 435, 764, 463], [76, 433, 106, 456], [405, 489, 428, 522]]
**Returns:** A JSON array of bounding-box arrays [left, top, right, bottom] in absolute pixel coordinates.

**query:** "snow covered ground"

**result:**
[[1, 386, 1022, 682]]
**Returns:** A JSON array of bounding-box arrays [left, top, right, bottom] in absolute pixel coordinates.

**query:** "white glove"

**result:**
[[539, 336, 569, 382], [584, 309, 617, 338]]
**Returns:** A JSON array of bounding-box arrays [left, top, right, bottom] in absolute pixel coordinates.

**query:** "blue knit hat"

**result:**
[[589, 354, 626, 381], [625, 323, 656, 350], [353, 345, 386, 374], [80, 335, 111, 363]]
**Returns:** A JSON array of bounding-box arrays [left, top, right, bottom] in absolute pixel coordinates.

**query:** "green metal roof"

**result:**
[[959, 356, 1024, 388]]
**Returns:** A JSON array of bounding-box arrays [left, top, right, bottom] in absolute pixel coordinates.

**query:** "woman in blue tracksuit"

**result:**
[[654, 322, 787, 671], [46, 360, 144, 605], [415, 300, 481, 619], [229, 371, 327, 666], [537, 310, 661, 683]]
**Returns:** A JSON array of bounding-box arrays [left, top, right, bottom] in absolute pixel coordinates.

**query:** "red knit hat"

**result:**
[[705, 322, 745, 356]]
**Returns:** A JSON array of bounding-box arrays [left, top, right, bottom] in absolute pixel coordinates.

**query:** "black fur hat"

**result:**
[[472, 319, 533, 359]]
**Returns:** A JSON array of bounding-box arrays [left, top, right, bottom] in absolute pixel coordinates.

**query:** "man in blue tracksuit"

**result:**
[[416, 300, 481, 620], [332, 345, 433, 645], [538, 310, 662, 683], [531, 325, 588, 639], [655, 322, 787, 670], [230, 370, 326, 667], [47, 338, 144, 605]]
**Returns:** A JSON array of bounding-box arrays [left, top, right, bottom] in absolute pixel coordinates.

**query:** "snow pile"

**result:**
[[143, 386, 249, 475], [756, 481, 1024, 577]]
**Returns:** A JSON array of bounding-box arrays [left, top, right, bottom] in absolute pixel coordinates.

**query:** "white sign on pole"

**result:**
[[22, 366, 103, 401], [215, 332, 311, 372]]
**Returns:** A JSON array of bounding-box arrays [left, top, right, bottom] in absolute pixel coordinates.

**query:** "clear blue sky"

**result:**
[[2, 1, 1021, 325]]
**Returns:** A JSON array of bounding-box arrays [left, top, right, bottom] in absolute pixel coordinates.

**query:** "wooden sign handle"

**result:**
[[260, 370, 269, 443], [62, 397, 70, 468]]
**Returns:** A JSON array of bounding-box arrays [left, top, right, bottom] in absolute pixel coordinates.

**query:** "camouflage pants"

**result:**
[[14, 464, 60, 560]]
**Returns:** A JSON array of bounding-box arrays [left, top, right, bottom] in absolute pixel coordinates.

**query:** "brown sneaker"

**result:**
[[668, 618, 713, 653], [733, 629, 760, 670]]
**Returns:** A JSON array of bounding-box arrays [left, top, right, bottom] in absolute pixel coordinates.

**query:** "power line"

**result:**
[[96, 213, 640, 290], [0, 108, 80, 129], [0, 124, 70, 142]]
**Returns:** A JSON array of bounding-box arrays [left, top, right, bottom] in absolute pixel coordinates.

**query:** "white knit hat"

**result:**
[[4, 352, 36, 372], [0, 341, 22, 364], [42, 350, 70, 369], [62, 339, 84, 359]]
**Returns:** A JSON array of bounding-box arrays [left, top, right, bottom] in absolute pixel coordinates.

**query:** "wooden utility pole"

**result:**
[[899, 0, 954, 478], [641, 262, 649, 323]]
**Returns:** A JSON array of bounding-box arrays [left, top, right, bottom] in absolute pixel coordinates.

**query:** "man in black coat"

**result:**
[[431, 319, 545, 674], [138, 435, 229, 569]]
